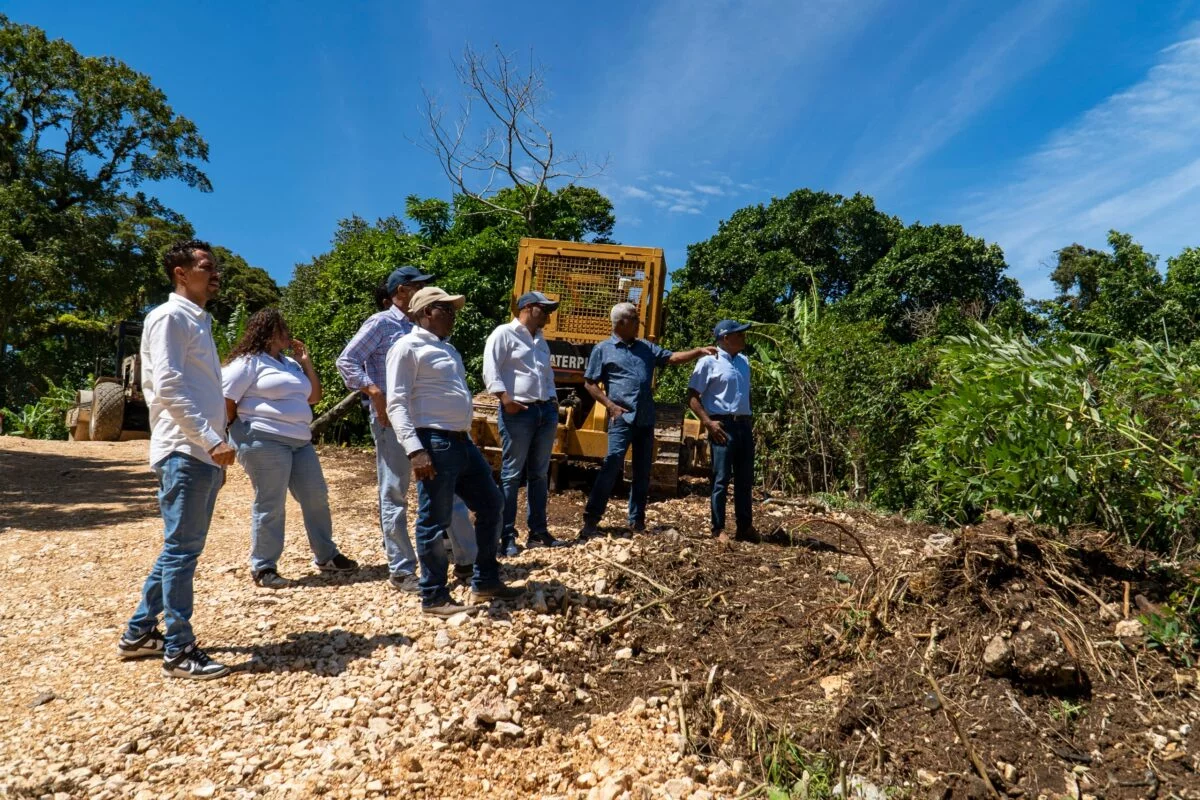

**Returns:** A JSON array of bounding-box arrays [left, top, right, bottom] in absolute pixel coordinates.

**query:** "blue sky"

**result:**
[[9, 0, 1200, 299]]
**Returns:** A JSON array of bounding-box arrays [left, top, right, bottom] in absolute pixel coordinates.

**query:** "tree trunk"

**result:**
[[311, 390, 363, 441]]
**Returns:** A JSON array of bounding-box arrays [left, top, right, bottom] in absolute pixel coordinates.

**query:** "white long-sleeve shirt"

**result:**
[[385, 326, 474, 455], [482, 319, 556, 404], [140, 292, 226, 467]]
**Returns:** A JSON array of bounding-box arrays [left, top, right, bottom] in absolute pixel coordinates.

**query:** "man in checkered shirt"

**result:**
[[336, 266, 476, 592]]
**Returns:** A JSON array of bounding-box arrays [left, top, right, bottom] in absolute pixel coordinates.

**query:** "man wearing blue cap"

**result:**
[[580, 302, 717, 538], [483, 291, 565, 556], [336, 266, 477, 591], [687, 320, 757, 542]]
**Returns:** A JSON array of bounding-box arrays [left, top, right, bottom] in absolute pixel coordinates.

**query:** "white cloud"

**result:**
[[621, 185, 653, 200], [841, 0, 1071, 193], [668, 204, 703, 215], [653, 185, 697, 201], [594, 0, 883, 174], [962, 30, 1200, 295], [692, 184, 725, 196]]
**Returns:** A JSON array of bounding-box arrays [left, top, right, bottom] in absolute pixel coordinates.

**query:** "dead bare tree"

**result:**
[[420, 45, 607, 233]]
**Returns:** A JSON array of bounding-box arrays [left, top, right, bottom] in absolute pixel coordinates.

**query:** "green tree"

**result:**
[[666, 190, 901, 349], [1046, 231, 1163, 341], [1161, 247, 1200, 346], [0, 15, 209, 407], [840, 222, 1022, 341], [208, 246, 280, 322]]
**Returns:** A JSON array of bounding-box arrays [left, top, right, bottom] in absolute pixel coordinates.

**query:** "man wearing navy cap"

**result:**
[[336, 266, 478, 591], [483, 291, 565, 555], [687, 320, 757, 542]]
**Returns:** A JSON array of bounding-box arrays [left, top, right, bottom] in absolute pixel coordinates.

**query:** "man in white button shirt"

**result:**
[[483, 291, 565, 556], [116, 240, 235, 680], [386, 287, 525, 617]]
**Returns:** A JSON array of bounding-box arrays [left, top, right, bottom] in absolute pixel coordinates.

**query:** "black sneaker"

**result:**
[[471, 582, 525, 602], [629, 521, 647, 533], [162, 644, 230, 680], [453, 563, 474, 582], [526, 531, 564, 548], [578, 521, 601, 541], [117, 628, 165, 660], [253, 568, 288, 589], [734, 527, 761, 543], [499, 538, 522, 558], [422, 599, 478, 618], [389, 572, 420, 593], [315, 553, 359, 572]]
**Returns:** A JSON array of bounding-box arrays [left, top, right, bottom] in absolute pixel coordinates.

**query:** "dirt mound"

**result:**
[[575, 507, 1200, 798]]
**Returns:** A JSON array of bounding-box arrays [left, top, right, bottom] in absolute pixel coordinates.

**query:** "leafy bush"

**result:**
[[748, 283, 932, 505], [0, 379, 76, 440], [912, 327, 1200, 551]]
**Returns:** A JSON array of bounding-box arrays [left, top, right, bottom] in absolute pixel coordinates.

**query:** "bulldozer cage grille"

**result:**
[[531, 253, 651, 339]]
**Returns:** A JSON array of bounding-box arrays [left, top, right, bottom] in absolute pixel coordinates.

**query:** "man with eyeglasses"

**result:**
[[386, 287, 524, 617], [483, 291, 565, 556], [336, 267, 477, 593], [579, 302, 716, 539], [117, 240, 234, 679]]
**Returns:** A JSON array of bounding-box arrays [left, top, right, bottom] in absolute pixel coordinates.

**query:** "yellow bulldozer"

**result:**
[[471, 238, 708, 495]]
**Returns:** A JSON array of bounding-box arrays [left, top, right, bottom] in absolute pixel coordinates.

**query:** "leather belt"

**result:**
[[417, 428, 469, 441], [710, 414, 752, 423]]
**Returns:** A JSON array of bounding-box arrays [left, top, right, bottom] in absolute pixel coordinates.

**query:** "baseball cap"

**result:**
[[409, 286, 466, 316], [713, 319, 751, 340], [386, 266, 435, 295], [516, 291, 560, 312]]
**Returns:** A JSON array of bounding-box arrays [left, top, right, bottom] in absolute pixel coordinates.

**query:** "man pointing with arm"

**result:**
[[579, 302, 716, 538]]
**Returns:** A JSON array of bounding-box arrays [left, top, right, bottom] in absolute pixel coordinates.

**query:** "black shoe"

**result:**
[[629, 521, 647, 533], [389, 572, 420, 593], [453, 563, 474, 582], [253, 568, 288, 589], [471, 582, 525, 602], [162, 644, 230, 680], [117, 628, 165, 660], [578, 521, 601, 540], [422, 599, 478, 618], [526, 531, 564, 548], [499, 538, 522, 558], [315, 553, 358, 572], [734, 527, 761, 543]]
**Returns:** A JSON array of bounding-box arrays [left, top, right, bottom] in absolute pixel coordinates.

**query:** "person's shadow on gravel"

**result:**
[[211, 629, 414, 676]]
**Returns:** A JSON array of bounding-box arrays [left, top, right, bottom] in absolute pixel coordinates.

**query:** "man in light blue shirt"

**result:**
[[687, 319, 757, 542]]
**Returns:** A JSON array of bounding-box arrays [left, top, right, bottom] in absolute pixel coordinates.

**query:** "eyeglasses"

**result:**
[[429, 303, 457, 314]]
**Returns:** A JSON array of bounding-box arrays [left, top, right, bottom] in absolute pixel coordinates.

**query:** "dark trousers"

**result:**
[[709, 418, 754, 533], [584, 418, 654, 526], [413, 430, 502, 607]]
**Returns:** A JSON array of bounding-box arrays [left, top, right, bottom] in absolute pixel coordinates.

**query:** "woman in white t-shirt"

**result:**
[[222, 309, 358, 588]]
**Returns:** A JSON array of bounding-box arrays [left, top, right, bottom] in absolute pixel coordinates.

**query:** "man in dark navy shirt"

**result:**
[[580, 302, 715, 537]]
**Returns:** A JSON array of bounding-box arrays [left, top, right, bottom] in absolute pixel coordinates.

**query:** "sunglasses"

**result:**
[[429, 302, 458, 314]]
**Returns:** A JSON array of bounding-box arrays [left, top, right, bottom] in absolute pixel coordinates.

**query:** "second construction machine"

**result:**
[[471, 238, 707, 496]]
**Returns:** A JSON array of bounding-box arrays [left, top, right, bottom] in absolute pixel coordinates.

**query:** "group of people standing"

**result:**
[[115, 240, 758, 680]]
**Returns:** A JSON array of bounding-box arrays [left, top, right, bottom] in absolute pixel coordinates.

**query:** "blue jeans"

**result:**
[[584, 418, 654, 527], [370, 416, 476, 575], [498, 401, 558, 542], [414, 430, 503, 607], [125, 452, 222, 656], [229, 422, 338, 573], [709, 419, 755, 533]]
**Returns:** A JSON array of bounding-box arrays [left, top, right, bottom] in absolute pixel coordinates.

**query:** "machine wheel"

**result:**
[[89, 381, 125, 441]]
